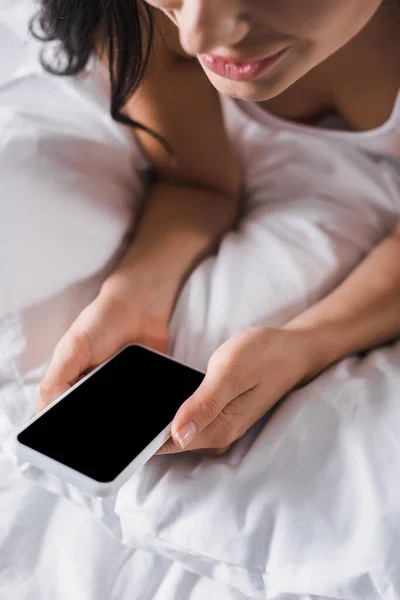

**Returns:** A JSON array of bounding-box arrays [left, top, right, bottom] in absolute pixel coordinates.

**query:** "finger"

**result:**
[[156, 437, 183, 455], [179, 386, 259, 453], [37, 293, 128, 412], [157, 398, 251, 455], [170, 348, 256, 450], [36, 382, 71, 414], [155, 424, 228, 456], [38, 326, 92, 412], [156, 437, 231, 456], [170, 374, 231, 450]]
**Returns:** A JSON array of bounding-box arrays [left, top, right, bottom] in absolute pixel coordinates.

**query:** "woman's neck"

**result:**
[[261, 2, 400, 131]]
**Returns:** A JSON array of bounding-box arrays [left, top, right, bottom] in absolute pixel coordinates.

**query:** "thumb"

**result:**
[[37, 292, 130, 412], [170, 357, 240, 450], [38, 327, 92, 412]]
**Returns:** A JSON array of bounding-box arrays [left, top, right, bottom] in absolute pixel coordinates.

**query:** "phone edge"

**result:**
[[14, 344, 204, 496]]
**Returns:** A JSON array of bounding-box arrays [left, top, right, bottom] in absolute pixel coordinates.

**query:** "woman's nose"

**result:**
[[177, 0, 250, 55]]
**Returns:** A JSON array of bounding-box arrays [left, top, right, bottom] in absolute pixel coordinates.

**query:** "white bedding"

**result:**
[[2, 1, 400, 599]]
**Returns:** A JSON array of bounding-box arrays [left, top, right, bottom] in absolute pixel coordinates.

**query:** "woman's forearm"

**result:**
[[287, 224, 400, 372], [102, 179, 239, 320]]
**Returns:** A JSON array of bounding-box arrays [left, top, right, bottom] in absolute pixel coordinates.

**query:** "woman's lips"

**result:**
[[198, 49, 287, 82]]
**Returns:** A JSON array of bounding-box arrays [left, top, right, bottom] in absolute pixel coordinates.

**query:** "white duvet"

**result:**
[[1, 1, 400, 599]]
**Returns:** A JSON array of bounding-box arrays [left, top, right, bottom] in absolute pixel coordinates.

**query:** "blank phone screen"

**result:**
[[17, 346, 205, 482]]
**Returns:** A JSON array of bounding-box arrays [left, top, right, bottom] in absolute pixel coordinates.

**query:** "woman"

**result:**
[[37, 0, 400, 454]]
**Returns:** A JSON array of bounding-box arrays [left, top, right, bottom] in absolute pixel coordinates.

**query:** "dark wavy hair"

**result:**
[[32, 0, 168, 147]]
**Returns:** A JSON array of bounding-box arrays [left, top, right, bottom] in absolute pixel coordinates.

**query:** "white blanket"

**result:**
[[2, 1, 400, 599]]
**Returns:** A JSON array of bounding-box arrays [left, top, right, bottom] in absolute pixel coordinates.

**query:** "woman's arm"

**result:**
[[158, 224, 400, 454], [102, 8, 241, 318], [103, 179, 236, 321], [286, 223, 400, 374]]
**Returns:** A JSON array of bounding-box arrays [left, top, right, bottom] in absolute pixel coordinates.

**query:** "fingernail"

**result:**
[[174, 421, 196, 449]]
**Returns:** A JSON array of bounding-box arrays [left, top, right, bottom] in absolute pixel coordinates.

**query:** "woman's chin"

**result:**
[[202, 67, 296, 103]]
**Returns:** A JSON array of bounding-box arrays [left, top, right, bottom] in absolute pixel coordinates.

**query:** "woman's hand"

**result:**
[[158, 326, 323, 455], [159, 224, 400, 455], [37, 274, 169, 413]]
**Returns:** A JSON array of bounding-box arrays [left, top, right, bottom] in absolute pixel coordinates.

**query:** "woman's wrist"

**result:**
[[285, 319, 347, 383], [100, 263, 178, 325]]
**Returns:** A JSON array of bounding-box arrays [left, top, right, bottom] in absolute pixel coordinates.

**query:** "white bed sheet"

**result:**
[[2, 1, 400, 599]]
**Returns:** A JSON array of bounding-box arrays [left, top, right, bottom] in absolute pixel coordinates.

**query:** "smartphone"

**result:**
[[15, 345, 205, 496]]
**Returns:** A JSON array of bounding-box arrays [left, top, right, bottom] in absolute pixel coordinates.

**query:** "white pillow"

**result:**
[[0, 12, 146, 431], [0, 69, 147, 317]]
